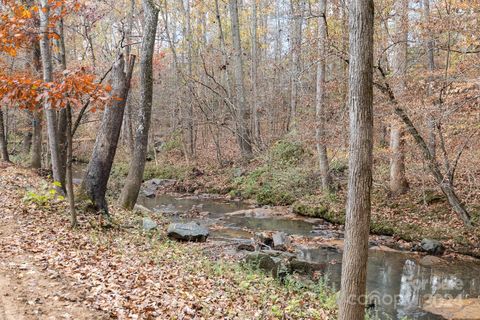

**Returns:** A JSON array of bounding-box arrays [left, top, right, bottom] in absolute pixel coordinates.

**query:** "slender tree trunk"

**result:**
[[66, 106, 77, 227], [338, 0, 374, 318], [22, 131, 32, 154], [31, 41, 43, 169], [316, 0, 332, 191], [228, 0, 253, 159], [0, 108, 9, 162], [289, 0, 304, 131], [424, 0, 436, 158], [124, 0, 135, 154], [31, 109, 42, 168], [82, 55, 135, 214], [251, 0, 261, 143], [39, 0, 63, 188], [389, 0, 409, 195], [119, 0, 158, 210], [55, 13, 68, 189], [185, 0, 195, 158]]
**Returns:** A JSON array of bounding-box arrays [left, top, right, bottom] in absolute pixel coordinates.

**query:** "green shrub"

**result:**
[[268, 140, 306, 166], [23, 181, 64, 206]]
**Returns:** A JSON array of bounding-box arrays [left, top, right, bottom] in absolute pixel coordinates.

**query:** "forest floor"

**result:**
[[0, 163, 336, 319]]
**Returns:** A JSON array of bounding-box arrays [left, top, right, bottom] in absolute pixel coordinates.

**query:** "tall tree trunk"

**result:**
[[228, 0, 253, 159], [185, 0, 195, 158], [66, 105, 77, 227], [424, 0, 436, 158], [389, 0, 409, 195], [315, 0, 332, 191], [39, 0, 63, 188], [288, 0, 304, 131], [119, 0, 158, 210], [55, 13, 68, 189], [251, 0, 261, 143], [338, 0, 374, 319], [31, 41, 43, 169], [123, 0, 135, 155], [0, 108, 9, 162], [82, 55, 135, 214]]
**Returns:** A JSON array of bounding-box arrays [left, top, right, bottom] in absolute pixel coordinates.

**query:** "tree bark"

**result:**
[[315, 0, 332, 191], [30, 39, 43, 169], [389, 0, 409, 195], [251, 0, 261, 143], [31, 109, 42, 168], [339, 0, 374, 319], [82, 55, 135, 214], [0, 108, 9, 162], [39, 0, 63, 188], [288, 0, 305, 131], [55, 12, 68, 189], [228, 0, 253, 159], [119, 0, 158, 210], [423, 0, 436, 158]]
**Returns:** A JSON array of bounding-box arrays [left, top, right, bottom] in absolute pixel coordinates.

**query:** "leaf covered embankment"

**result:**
[[0, 164, 336, 319]]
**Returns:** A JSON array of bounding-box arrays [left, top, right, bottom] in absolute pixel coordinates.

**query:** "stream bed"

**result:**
[[73, 165, 480, 320], [138, 194, 480, 320]]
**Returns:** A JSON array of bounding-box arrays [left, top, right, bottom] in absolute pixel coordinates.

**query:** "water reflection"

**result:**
[[300, 247, 480, 319]]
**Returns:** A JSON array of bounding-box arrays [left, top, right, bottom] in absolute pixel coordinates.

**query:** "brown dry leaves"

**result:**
[[0, 164, 332, 320]]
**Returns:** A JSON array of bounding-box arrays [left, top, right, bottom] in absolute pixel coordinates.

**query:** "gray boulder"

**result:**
[[167, 222, 209, 242], [142, 217, 158, 231], [420, 239, 445, 256], [288, 258, 326, 276], [143, 189, 156, 198], [272, 232, 289, 251], [245, 252, 284, 278]]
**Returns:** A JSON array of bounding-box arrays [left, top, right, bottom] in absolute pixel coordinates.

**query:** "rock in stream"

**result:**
[[167, 222, 209, 242]]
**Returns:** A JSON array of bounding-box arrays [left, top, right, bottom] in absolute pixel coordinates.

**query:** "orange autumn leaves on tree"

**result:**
[[0, 68, 112, 111], [0, 0, 112, 112], [0, 0, 37, 56]]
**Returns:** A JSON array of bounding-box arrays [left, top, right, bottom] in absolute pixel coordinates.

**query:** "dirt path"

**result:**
[[0, 166, 107, 320], [0, 216, 107, 320]]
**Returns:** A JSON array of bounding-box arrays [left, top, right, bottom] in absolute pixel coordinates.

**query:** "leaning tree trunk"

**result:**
[[55, 12, 69, 189], [315, 0, 332, 191], [119, 0, 158, 210], [82, 55, 135, 214], [39, 0, 63, 188], [339, 0, 374, 319], [389, 0, 409, 195], [228, 0, 253, 159], [0, 108, 9, 162]]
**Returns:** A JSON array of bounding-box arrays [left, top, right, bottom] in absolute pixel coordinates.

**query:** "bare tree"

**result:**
[[289, 0, 305, 131], [39, 0, 63, 188], [339, 0, 374, 319], [315, 0, 332, 191], [389, 0, 409, 195], [30, 42, 43, 169], [228, 0, 253, 159], [423, 0, 436, 157], [119, 0, 158, 209]]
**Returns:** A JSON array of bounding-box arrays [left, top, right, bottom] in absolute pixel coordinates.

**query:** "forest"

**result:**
[[0, 0, 479, 319]]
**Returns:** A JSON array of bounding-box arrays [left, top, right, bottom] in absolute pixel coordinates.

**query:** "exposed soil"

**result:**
[[0, 166, 106, 320]]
